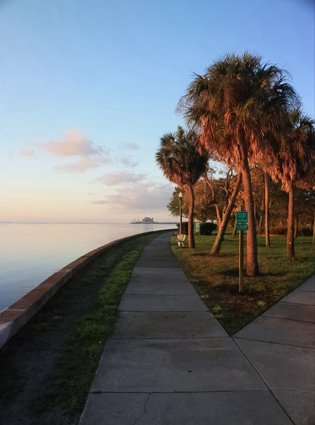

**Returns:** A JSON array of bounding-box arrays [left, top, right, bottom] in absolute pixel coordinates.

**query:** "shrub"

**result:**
[[177, 222, 217, 235], [200, 222, 217, 235]]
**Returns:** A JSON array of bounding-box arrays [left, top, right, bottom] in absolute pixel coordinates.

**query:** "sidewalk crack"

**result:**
[[133, 393, 151, 425]]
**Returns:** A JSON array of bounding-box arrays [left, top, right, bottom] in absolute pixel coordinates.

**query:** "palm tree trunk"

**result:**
[[232, 219, 237, 238], [241, 161, 259, 276], [187, 183, 195, 248], [294, 214, 299, 239], [264, 172, 270, 247], [313, 209, 315, 246], [215, 204, 222, 227], [287, 184, 295, 258], [210, 173, 242, 255], [258, 213, 263, 234]]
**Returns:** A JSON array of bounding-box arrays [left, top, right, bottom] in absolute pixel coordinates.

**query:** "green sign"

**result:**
[[236, 222, 248, 231], [194, 222, 201, 234], [236, 211, 248, 231]]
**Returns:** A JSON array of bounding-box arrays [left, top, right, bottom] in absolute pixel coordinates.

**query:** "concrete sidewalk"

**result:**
[[235, 273, 315, 425], [79, 232, 314, 425]]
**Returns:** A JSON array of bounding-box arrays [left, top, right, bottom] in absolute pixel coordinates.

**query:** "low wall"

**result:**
[[0, 230, 171, 350]]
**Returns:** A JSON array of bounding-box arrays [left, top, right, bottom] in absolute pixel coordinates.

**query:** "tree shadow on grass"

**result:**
[[222, 267, 239, 277], [217, 283, 240, 295], [190, 253, 236, 258], [259, 271, 284, 277]]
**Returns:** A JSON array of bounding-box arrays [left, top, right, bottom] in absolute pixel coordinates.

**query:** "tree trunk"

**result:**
[[232, 219, 237, 238], [210, 173, 242, 255], [258, 213, 263, 234], [179, 197, 183, 234], [187, 184, 195, 248], [215, 204, 222, 227], [313, 209, 315, 246], [241, 161, 259, 276], [287, 185, 295, 258], [264, 172, 270, 247], [294, 214, 299, 239]]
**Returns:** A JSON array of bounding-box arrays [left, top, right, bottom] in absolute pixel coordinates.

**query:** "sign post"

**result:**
[[235, 211, 248, 293]]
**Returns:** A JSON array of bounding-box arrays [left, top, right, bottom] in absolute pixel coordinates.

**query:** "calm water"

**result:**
[[0, 223, 176, 311]]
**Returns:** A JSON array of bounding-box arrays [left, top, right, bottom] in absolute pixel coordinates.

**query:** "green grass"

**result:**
[[37, 250, 141, 415], [172, 234, 315, 335], [0, 232, 157, 423], [35, 233, 156, 417]]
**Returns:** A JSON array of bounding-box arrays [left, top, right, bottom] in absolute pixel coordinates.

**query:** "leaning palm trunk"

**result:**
[[241, 160, 259, 276], [187, 183, 195, 248], [264, 172, 271, 247], [215, 204, 222, 227], [210, 173, 242, 255], [287, 184, 295, 258]]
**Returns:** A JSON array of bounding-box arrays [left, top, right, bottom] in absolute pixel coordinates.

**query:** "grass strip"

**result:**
[[36, 233, 156, 418], [172, 234, 315, 335], [38, 249, 141, 416], [0, 232, 157, 424]]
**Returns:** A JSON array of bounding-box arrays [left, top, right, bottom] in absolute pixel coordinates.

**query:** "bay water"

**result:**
[[0, 223, 176, 311]]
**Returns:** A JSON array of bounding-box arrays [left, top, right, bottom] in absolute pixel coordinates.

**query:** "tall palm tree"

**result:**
[[179, 52, 296, 276], [156, 126, 208, 248], [264, 172, 271, 247], [269, 109, 314, 258]]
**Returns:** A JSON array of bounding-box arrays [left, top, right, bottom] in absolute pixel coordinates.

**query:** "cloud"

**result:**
[[100, 172, 145, 186], [96, 181, 173, 210], [56, 156, 109, 173], [124, 143, 140, 150], [42, 130, 102, 157], [120, 157, 138, 168], [20, 130, 109, 173]]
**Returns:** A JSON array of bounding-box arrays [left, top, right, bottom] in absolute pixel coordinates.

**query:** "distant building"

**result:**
[[130, 217, 156, 224]]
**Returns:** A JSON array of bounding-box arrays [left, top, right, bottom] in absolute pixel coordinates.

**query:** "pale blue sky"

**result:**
[[0, 0, 314, 222]]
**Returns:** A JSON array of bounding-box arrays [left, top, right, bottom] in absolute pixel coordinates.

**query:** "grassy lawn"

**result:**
[[172, 233, 315, 335]]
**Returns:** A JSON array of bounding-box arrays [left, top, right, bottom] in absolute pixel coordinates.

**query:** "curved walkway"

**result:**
[[79, 232, 315, 425]]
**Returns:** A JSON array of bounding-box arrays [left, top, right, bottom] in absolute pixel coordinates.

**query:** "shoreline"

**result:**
[[0, 231, 161, 425], [0, 222, 177, 312], [0, 229, 174, 350]]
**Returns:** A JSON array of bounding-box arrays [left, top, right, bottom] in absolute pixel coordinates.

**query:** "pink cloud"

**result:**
[[42, 130, 102, 157], [56, 156, 109, 173], [100, 172, 145, 186], [18, 129, 111, 173]]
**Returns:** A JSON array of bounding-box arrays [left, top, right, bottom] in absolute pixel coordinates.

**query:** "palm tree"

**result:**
[[156, 126, 208, 248], [269, 109, 314, 258], [210, 171, 242, 255], [179, 52, 296, 276], [264, 172, 271, 247]]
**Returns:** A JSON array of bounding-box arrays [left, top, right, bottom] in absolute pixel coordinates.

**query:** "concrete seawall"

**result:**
[[0, 230, 172, 350]]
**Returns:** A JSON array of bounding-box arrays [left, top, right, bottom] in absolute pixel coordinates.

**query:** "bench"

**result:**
[[177, 233, 186, 247]]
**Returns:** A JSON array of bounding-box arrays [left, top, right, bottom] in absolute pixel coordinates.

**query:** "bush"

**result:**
[[299, 227, 312, 236], [176, 222, 217, 235], [200, 222, 217, 235], [270, 226, 286, 235]]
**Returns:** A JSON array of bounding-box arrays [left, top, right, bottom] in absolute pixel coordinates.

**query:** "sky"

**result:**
[[0, 0, 314, 223]]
